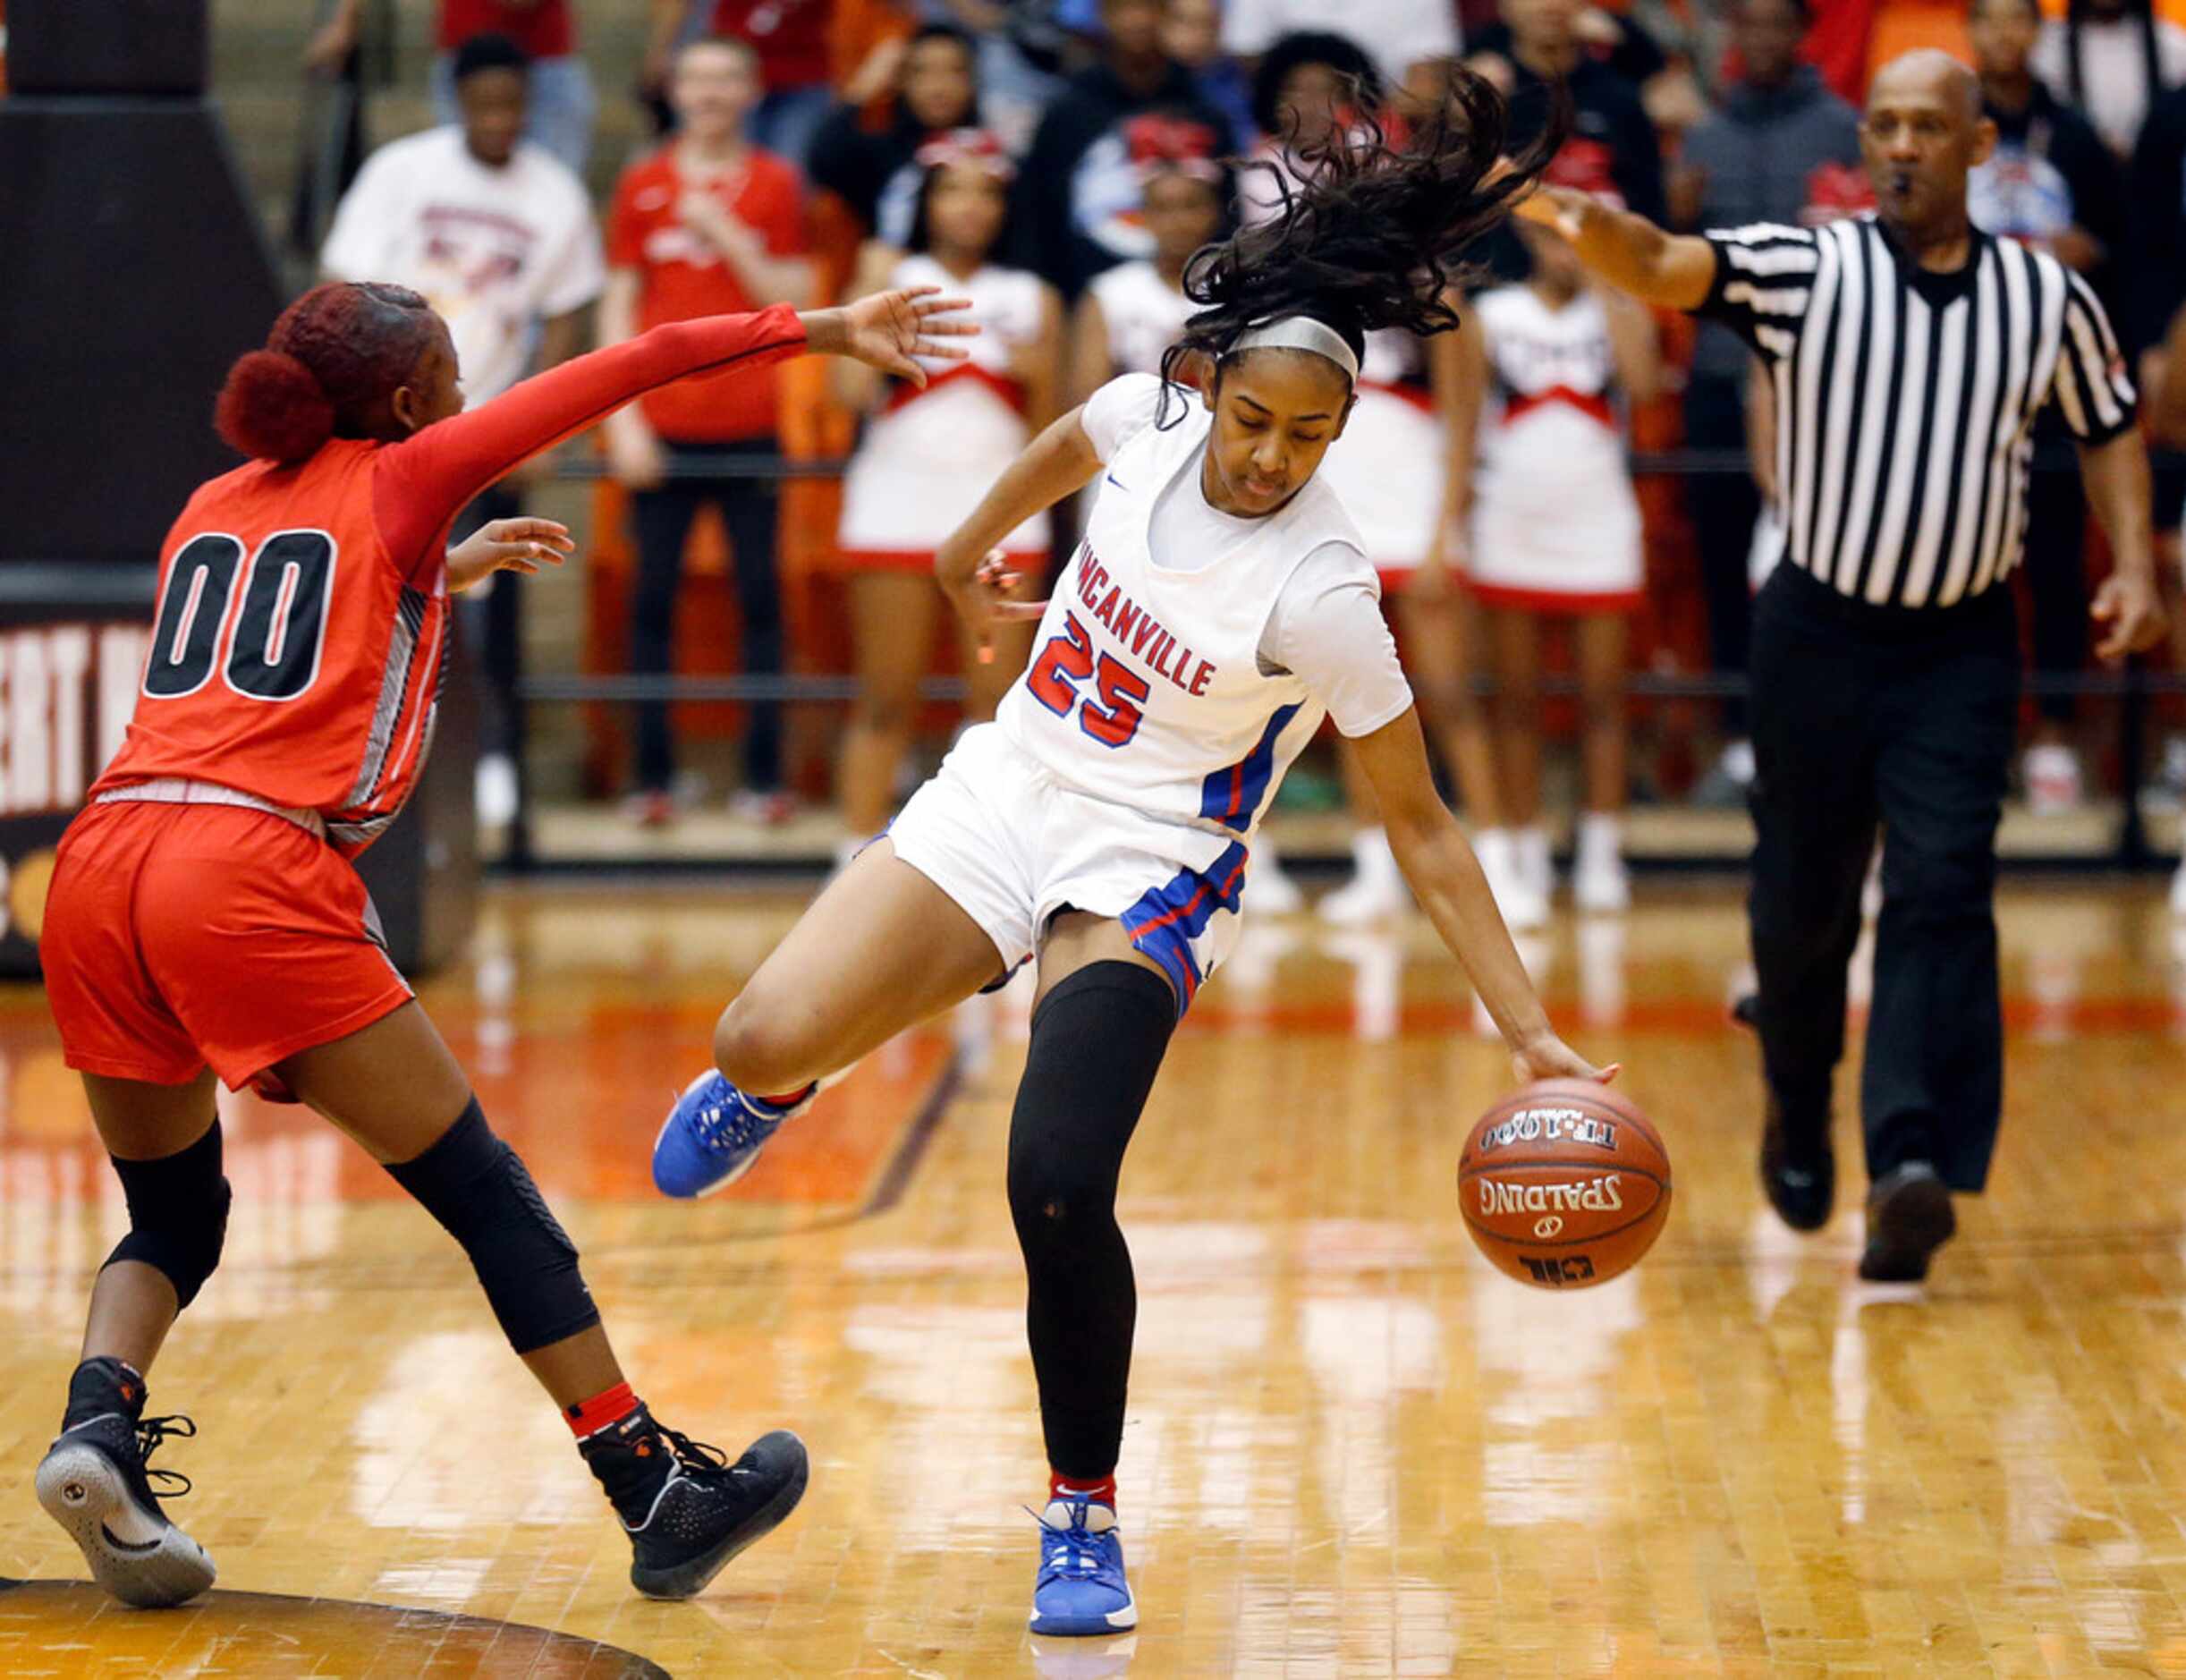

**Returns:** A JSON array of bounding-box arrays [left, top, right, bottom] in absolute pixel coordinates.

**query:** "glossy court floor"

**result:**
[[4, 877, 2186, 1677]]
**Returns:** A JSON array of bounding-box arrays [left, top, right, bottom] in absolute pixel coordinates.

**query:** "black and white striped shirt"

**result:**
[[1699, 215, 2136, 609]]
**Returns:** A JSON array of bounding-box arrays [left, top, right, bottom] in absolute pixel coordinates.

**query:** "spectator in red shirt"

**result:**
[[646, 0, 839, 167], [307, 0, 597, 173], [603, 37, 818, 826]]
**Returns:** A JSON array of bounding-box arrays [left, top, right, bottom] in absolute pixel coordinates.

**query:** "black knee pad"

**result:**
[[386, 1099, 600, 1355], [104, 1121, 231, 1311], [1007, 961, 1176, 1236]]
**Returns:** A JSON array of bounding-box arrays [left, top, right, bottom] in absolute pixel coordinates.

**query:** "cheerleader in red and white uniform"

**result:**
[[834, 131, 1062, 853], [1069, 123, 1226, 395], [1313, 320, 1530, 925], [1457, 217, 1660, 914]]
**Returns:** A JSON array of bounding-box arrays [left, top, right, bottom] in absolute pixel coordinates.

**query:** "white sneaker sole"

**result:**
[[1029, 1596, 1140, 1634], [37, 1442, 215, 1608]]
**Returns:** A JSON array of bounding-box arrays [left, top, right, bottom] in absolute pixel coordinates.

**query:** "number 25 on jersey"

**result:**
[[145, 531, 337, 703], [1025, 612, 1148, 748]]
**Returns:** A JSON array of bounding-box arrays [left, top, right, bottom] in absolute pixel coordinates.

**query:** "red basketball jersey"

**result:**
[[90, 303, 808, 856], [94, 441, 453, 854]]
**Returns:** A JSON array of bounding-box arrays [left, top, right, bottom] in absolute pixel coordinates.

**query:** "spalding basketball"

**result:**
[[1460, 1079, 1670, 1290]]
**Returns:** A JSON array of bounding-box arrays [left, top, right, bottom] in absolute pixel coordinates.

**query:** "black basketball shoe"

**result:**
[[36, 1357, 216, 1608], [580, 1403, 809, 1599]]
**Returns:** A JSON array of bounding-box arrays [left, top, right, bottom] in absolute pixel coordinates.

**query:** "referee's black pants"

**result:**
[[1747, 562, 2017, 1193]]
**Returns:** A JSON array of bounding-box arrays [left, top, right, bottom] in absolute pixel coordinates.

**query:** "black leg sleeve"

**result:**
[[1007, 961, 1177, 1482]]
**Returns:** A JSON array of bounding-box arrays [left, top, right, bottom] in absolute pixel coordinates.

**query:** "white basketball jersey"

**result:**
[[995, 383, 1364, 843], [1088, 260, 1194, 378]]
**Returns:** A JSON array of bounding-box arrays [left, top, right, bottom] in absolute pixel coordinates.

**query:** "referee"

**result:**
[[1519, 50, 2166, 1281]]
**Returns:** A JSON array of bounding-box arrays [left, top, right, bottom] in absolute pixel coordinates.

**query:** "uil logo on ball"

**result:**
[[1520, 1255, 1597, 1285]]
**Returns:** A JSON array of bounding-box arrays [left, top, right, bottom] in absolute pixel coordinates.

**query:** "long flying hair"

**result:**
[[1155, 69, 1562, 425]]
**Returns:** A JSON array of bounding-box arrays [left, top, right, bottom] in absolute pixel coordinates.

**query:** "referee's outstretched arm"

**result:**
[[1511, 187, 1716, 314]]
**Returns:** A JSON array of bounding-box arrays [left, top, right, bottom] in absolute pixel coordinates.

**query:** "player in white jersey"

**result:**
[[652, 88, 1617, 1641], [1461, 218, 1660, 913], [831, 132, 1063, 855]]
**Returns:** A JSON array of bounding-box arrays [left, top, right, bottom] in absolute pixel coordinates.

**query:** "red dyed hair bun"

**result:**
[[213, 282, 438, 462], [216, 349, 336, 462]]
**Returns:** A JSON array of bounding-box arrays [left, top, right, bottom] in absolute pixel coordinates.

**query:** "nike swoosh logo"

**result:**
[[1106, 474, 1127, 489], [100, 1522, 165, 1555]]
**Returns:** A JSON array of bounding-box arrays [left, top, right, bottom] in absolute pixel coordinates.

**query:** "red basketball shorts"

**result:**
[[41, 799, 414, 1100]]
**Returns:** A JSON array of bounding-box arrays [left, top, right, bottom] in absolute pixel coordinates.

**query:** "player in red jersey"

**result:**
[[33, 277, 970, 1608]]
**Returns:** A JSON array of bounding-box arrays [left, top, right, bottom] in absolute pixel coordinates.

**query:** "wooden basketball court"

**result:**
[[4, 876, 2186, 1676]]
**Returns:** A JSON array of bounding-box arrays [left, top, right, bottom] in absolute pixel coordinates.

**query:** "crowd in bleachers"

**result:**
[[300, 0, 2186, 904]]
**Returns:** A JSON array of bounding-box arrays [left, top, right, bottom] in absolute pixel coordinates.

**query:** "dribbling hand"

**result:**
[[447, 517, 575, 594], [944, 548, 1048, 664], [1510, 1031, 1622, 1090]]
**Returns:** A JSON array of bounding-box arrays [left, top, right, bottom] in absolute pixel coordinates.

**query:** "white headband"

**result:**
[[1225, 316, 1360, 382]]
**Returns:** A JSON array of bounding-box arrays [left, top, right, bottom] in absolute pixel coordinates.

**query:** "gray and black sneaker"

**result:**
[[581, 1403, 809, 1599], [36, 1357, 216, 1608]]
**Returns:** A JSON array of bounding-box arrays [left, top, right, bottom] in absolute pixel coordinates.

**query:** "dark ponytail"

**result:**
[[1156, 69, 1562, 423]]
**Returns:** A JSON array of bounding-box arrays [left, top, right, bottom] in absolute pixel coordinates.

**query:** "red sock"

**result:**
[[565, 1380, 640, 1439], [759, 1082, 815, 1110], [1049, 1471, 1117, 1508]]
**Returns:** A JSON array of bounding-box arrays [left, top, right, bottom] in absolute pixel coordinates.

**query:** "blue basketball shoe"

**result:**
[[652, 1070, 816, 1199], [1029, 1497, 1138, 1636]]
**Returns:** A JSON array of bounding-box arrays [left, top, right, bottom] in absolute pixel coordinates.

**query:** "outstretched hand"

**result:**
[[826, 286, 978, 387], [447, 516, 574, 594], [1512, 182, 1592, 240]]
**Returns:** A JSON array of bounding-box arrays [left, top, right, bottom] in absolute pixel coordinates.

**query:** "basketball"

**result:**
[[1459, 1079, 1670, 1290]]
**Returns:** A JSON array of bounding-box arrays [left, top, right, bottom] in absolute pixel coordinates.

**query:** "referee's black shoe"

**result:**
[[581, 1404, 809, 1599], [1759, 1098, 1834, 1231], [1859, 1162, 1955, 1283]]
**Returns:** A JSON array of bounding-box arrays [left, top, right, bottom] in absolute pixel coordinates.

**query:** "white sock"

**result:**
[[1351, 825, 1396, 878], [1579, 811, 1623, 861], [1515, 825, 1551, 878]]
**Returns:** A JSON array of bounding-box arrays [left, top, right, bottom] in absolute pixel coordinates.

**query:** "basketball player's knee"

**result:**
[[105, 1121, 231, 1311], [711, 994, 815, 1094], [1007, 1149, 1116, 1241], [385, 1099, 598, 1355]]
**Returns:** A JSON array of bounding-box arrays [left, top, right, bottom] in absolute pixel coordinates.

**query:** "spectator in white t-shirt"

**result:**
[[1220, 0, 1459, 110], [2032, 0, 2186, 158], [320, 31, 606, 832]]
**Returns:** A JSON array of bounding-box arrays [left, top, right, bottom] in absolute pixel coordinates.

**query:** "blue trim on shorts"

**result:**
[[1118, 841, 1250, 1015]]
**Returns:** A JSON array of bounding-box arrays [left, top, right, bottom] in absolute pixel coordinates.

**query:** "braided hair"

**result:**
[[1155, 69, 1561, 425]]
